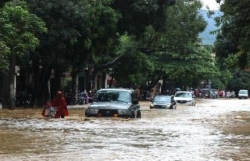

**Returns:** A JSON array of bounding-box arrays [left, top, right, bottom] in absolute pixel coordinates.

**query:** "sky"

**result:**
[[199, 0, 222, 45], [200, 0, 220, 10]]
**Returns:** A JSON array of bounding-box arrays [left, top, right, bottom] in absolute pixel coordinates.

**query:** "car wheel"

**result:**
[[136, 110, 141, 118], [85, 111, 88, 117], [131, 111, 136, 118], [132, 110, 141, 118]]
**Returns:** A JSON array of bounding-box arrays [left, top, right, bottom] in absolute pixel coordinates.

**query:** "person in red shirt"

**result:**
[[42, 91, 69, 118]]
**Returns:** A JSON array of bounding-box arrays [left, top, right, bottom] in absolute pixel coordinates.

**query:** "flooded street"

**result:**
[[1, 99, 250, 161]]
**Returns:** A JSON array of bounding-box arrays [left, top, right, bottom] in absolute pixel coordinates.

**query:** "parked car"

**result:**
[[201, 88, 217, 99], [174, 91, 196, 106], [85, 88, 141, 118], [238, 89, 248, 99], [150, 95, 176, 109]]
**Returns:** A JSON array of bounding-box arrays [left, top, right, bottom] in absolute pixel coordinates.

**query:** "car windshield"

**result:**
[[239, 90, 247, 94], [175, 92, 192, 98], [96, 90, 131, 103], [154, 96, 171, 102]]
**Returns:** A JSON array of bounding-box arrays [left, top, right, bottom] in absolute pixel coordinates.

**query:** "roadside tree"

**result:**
[[114, 0, 219, 91], [213, 0, 250, 91], [0, 0, 46, 108], [25, 0, 115, 105]]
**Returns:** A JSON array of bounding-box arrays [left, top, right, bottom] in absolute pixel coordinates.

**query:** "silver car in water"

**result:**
[[174, 91, 196, 106], [150, 95, 177, 109], [85, 88, 141, 118]]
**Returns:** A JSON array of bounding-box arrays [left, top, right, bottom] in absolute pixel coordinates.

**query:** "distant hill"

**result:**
[[199, 10, 223, 46]]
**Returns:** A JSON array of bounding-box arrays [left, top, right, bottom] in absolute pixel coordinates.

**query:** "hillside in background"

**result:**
[[199, 10, 222, 46]]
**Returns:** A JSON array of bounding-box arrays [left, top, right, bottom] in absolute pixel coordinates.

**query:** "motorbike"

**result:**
[[74, 94, 84, 105]]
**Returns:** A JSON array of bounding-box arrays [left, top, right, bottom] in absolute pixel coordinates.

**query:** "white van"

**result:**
[[238, 89, 248, 99]]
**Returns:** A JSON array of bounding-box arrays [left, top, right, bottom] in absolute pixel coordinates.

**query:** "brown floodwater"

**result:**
[[0, 99, 250, 161]]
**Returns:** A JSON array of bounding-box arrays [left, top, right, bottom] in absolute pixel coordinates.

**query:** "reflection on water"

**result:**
[[1, 99, 250, 161]]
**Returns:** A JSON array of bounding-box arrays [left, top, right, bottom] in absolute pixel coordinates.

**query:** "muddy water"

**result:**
[[1, 99, 250, 161]]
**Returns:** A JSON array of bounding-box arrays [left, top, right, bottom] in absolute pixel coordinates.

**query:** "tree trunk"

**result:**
[[9, 53, 16, 109], [33, 66, 52, 107], [109, 75, 114, 87], [90, 68, 98, 92], [71, 69, 78, 104]]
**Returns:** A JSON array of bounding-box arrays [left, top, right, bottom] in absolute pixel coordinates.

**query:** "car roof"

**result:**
[[97, 88, 134, 92], [239, 89, 248, 92]]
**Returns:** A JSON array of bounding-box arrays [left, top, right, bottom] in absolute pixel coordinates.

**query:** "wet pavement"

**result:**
[[0, 99, 250, 161]]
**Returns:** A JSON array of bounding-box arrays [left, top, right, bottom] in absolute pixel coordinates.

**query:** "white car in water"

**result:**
[[238, 89, 248, 99], [174, 91, 196, 106]]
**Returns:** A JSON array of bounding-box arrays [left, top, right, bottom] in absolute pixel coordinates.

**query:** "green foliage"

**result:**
[[109, 0, 221, 89], [209, 68, 233, 90], [0, 0, 231, 98], [0, 0, 11, 7], [164, 0, 206, 45], [0, 40, 10, 69], [26, 0, 121, 71], [215, 0, 250, 69], [213, 1, 250, 89], [0, 0, 47, 69], [210, 77, 225, 90], [113, 48, 154, 87], [85, 0, 121, 66], [142, 0, 218, 86], [228, 70, 250, 91]]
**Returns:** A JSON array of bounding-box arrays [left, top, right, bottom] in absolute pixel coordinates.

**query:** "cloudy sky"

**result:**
[[200, 0, 220, 10]]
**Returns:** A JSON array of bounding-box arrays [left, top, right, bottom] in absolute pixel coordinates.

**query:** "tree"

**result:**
[[82, 0, 177, 91], [215, 0, 250, 69], [112, 0, 175, 36], [112, 39, 155, 87], [128, 0, 219, 90], [228, 70, 250, 91], [212, 1, 250, 90], [0, 0, 47, 108], [27, 0, 92, 104], [25, 0, 121, 105], [0, 0, 11, 7], [105, 0, 219, 91]]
